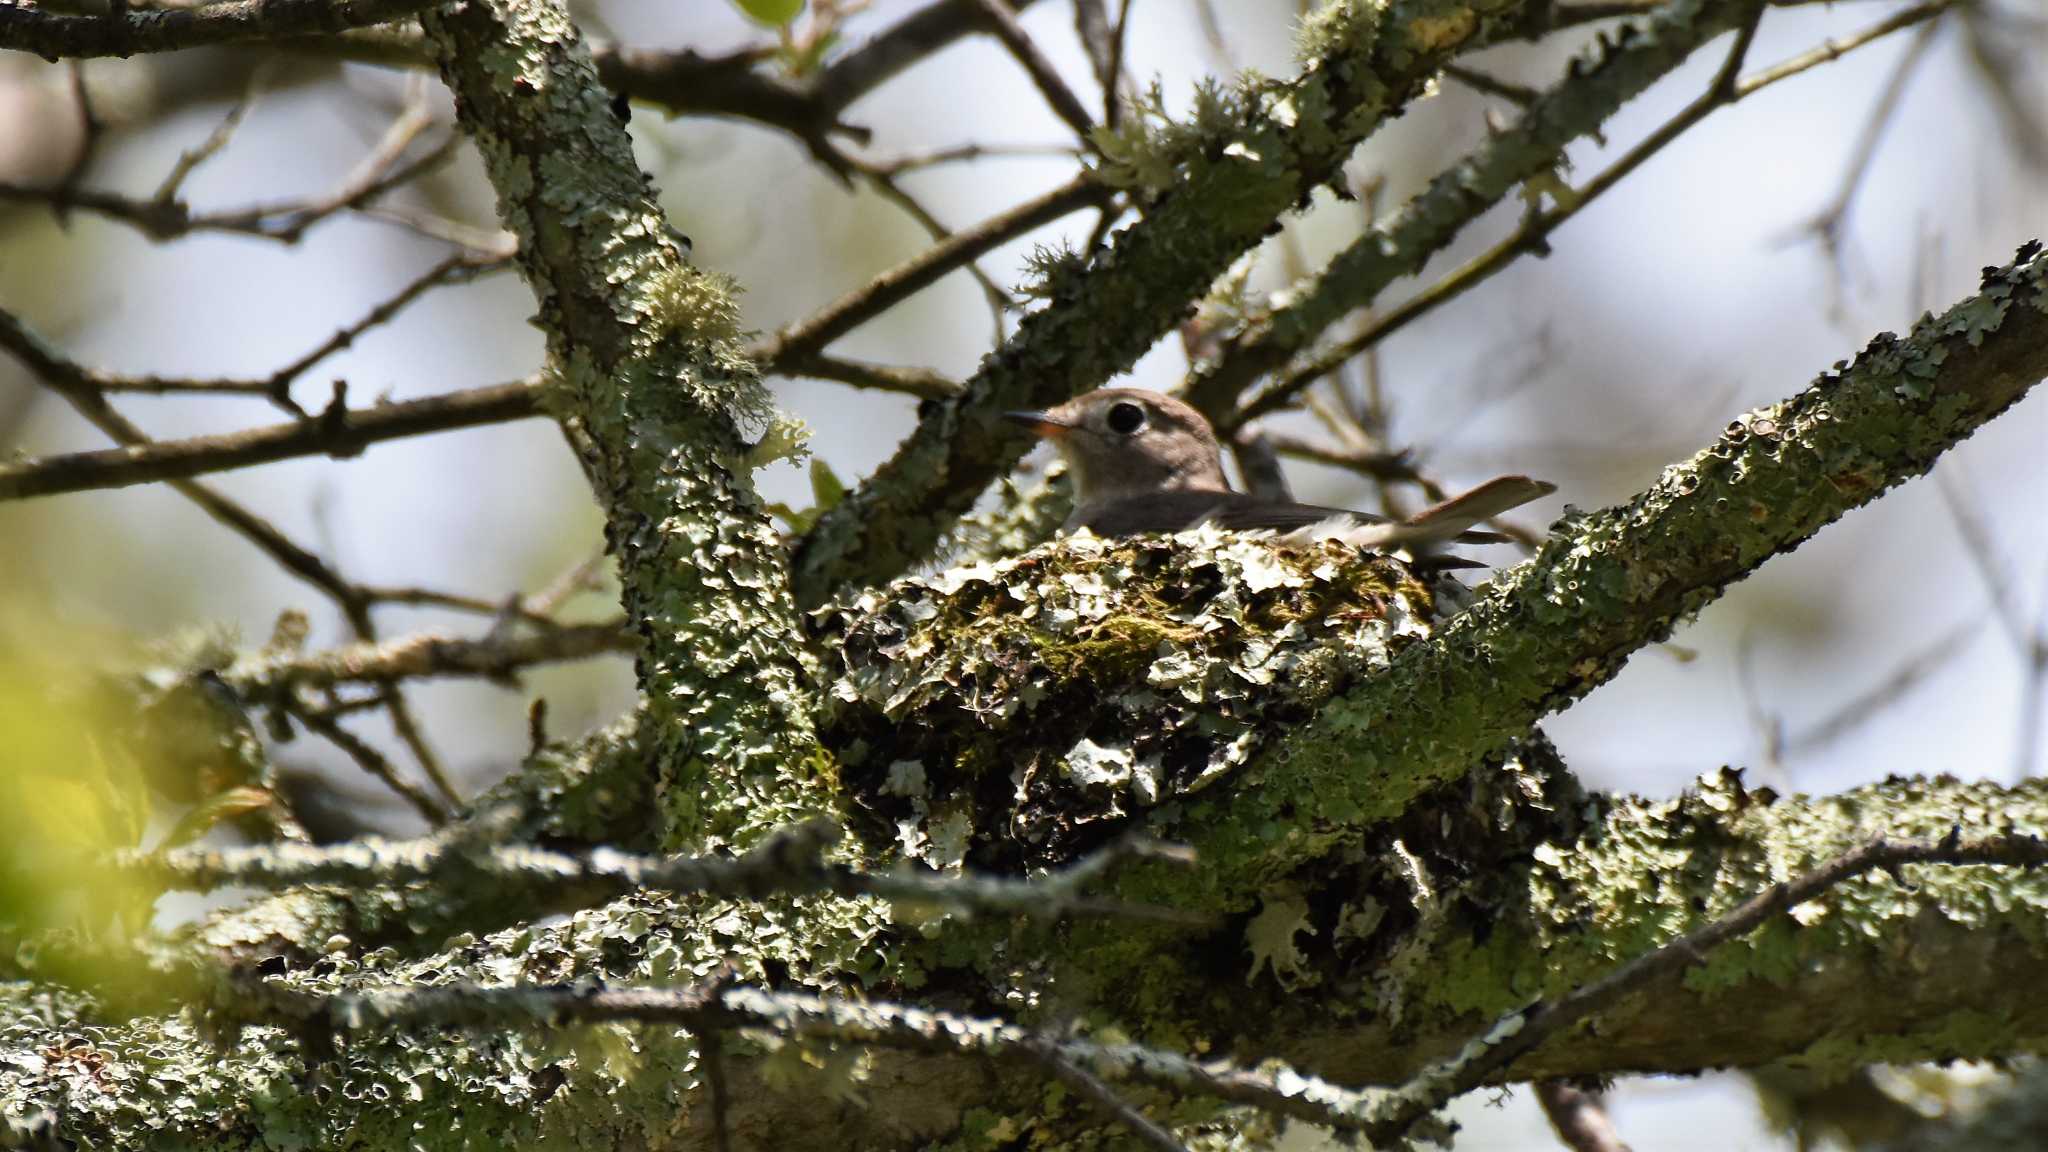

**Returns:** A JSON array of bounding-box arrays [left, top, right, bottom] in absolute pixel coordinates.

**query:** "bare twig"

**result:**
[[700, 1028, 734, 1152], [1444, 64, 1541, 106], [290, 706, 449, 825], [754, 175, 1107, 367], [1102, 0, 1135, 128], [1071, 0, 1116, 105], [1797, 19, 1942, 299], [0, 93, 458, 248], [778, 353, 962, 400], [0, 321, 543, 500], [843, 159, 1016, 344], [972, 0, 1097, 143], [153, 62, 272, 205], [1028, 1042, 1193, 1152], [0, 0, 444, 59]]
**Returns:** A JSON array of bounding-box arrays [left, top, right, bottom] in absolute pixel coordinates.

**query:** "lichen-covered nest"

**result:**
[[813, 529, 1453, 871]]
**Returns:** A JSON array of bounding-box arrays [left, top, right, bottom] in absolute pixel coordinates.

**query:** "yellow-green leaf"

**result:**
[[733, 0, 804, 28]]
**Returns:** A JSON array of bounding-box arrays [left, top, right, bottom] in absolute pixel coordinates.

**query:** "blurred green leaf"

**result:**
[[808, 458, 847, 513], [0, 642, 162, 971], [732, 0, 804, 27]]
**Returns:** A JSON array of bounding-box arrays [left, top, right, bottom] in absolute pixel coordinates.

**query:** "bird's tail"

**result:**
[[1326, 475, 1555, 549]]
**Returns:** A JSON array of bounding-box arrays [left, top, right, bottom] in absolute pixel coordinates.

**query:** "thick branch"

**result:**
[[419, 0, 825, 851]]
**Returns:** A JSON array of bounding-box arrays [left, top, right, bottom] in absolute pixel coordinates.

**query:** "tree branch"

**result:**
[[418, 0, 825, 852], [1176, 243, 2048, 893], [789, 0, 1599, 607], [0, 0, 441, 60]]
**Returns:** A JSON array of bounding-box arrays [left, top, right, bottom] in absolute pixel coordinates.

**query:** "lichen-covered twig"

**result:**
[[85, 817, 1192, 922], [255, 978, 1385, 1135], [222, 621, 633, 693]]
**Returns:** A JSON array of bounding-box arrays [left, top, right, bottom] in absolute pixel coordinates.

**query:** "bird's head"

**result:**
[[1004, 388, 1228, 505]]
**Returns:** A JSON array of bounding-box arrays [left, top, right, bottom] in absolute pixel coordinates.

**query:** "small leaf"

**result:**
[[733, 0, 804, 26], [808, 457, 847, 512]]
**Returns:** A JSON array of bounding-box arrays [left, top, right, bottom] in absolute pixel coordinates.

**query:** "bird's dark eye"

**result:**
[[1106, 401, 1147, 435]]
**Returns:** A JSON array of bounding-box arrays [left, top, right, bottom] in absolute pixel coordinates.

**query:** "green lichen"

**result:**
[[422, 0, 831, 855]]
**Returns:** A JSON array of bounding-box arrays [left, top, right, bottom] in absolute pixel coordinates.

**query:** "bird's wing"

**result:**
[[1202, 497, 1517, 546], [1070, 476, 1554, 546]]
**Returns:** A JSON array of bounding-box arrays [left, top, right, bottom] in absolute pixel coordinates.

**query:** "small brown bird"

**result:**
[[1005, 387, 1553, 549]]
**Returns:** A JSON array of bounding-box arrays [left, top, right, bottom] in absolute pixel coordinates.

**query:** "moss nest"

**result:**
[[813, 529, 1444, 871]]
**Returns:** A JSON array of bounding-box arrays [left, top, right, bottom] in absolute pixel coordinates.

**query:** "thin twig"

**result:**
[[701, 1028, 734, 1152], [290, 707, 449, 825], [0, 316, 544, 500], [1028, 1041, 1192, 1152], [0, 101, 459, 248], [846, 160, 1015, 343], [754, 175, 1106, 367], [1071, 0, 1116, 107], [1797, 20, 1943, 295], [1102, 0, 1136, 129], [153, 61, 272, 205], [778, 353, 962, 400], [1783, 619, 1980, 756], [972, 0, 1097, 143], [1444, 63, 1541, 106]]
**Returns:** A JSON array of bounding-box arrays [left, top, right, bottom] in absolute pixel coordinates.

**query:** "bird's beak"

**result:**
[[1003, 409, 1074, 439]]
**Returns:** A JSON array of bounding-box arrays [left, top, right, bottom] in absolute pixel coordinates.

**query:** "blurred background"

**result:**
[[1, 0, 2043, 1146]]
